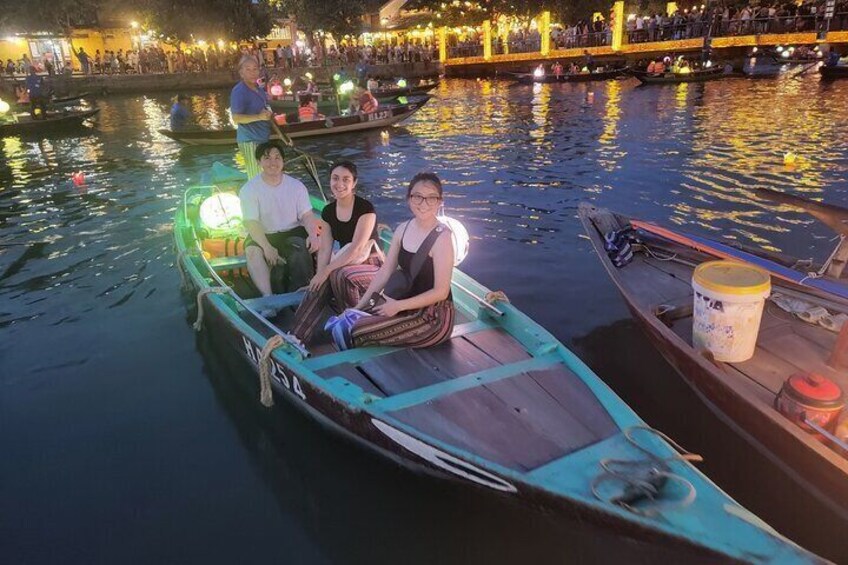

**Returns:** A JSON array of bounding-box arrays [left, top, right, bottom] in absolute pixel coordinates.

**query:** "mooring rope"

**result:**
[[192, 287, 229, 331], [258, 334, 285, 407], [484, 290, 510, 304]]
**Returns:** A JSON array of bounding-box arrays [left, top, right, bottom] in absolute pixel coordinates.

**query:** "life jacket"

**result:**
[[647, 61, 656, 73], [360, 92, 378, 113], [298, 104, 317, 121]]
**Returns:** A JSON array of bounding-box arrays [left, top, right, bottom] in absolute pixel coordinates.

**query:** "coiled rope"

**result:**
[[592, 425, 702, 516], [484, 290, 510, 304], [192, 287, 229, 331], [258, 335, 285, 407]]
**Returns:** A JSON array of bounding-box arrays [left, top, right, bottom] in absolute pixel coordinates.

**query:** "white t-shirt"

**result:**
[[239, 173, 311, 233]]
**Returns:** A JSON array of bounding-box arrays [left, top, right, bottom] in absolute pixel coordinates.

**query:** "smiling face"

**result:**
[[259, 146, 284, 176], [407, 179, 442, 220], [239, 59, 260, 86], [330, 165, 357, 200]]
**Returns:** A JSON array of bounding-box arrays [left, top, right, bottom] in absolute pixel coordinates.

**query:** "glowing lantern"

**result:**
[[270, 84, 283, 96], [752, 47, 758, 54], [705, 60, 713, 68], [784, 152, 797, 166], [781, 51, 790, 59], [0, 99, 9, 115], [333, 73, 341, 82], [533, 67, 545, 78], [305, 72, 313, 80], [338, 80, 355, 94], [776, 46, 783, 53], [283, 78, 292, 87], [199, 193, 242, 231], [396, 78, 407, 88], [71, 171, 85, 186], [438, 215, 470, 265], [33, 107, 42, 117]]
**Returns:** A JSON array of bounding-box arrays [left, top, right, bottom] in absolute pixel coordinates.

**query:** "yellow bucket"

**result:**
[[692, 261, 771, 362]]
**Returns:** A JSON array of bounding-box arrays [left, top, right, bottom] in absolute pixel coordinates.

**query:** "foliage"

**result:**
[[2, 0, 101, 34], [134, 0, 273, 44], [270, 0, 383, 37]]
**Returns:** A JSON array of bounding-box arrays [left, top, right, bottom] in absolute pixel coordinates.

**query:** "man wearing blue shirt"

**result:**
[[230, 55, 271, 178], [169, 94, 193, 130], [25, 68, 47, 119]]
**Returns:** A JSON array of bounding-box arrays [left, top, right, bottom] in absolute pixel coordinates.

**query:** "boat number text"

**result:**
[[242, 336, 306, 400], [366, 110, 391, 122]]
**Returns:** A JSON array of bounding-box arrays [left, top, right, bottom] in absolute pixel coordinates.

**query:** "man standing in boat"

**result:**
[[240, 140, 321, 296], [230, 55, 271, 178]]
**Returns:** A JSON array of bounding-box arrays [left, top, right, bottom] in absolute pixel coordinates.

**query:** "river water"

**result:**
[[2, 75, 847, 563]]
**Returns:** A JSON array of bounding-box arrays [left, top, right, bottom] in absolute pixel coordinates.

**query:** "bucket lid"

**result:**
[[693, 260, 771, 296], [784, 372, 844, 407]]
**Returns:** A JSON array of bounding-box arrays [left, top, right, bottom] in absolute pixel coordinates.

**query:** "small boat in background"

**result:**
[[0, 108, 99, 137], [632, 66, 726, 84], [507, 67, 629, 84], [173, 165, 820, 562], [820, 65, 848, 80], [160, 96, 430, 146], [579, 200, 848, 528], [15, 92, 91, 110]]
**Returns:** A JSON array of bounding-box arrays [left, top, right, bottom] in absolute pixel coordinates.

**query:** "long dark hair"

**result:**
[[330, 161, 358, 181]]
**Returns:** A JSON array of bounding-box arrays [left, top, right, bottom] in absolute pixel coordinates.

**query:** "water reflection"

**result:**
[[2, 77, 848, 563]]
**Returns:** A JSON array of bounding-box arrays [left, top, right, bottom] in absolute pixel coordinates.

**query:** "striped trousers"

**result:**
[[291, 256, 382, 343], [238, 141, 262, 179], [351, 299, 455, 349]]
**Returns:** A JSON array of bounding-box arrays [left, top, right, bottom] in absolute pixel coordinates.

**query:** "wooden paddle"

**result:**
[[756, 188, 848, 237], [791, 61, 820, 79], [268, 117, 327, 201]]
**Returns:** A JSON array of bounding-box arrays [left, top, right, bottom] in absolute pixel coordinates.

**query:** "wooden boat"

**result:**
[[269, 82, 437, 113], [820, 65, 848, 80], [0, 108, 100, 137], [579, 201, 848, 526], [632, 66, 726, 84], [507, 67, 629, 84], [15, 92, 91, 110], [159, 97, 429, 146], [770, 54, 821, 65], [269, 94, 408, 115], [173, 165, 819, 562]]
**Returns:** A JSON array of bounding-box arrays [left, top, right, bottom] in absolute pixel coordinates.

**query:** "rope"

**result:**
[[258, 335, 285, 407], [591, 425, 702, 516], [192, 287, 229, 331], [485, 290, 510, 304]]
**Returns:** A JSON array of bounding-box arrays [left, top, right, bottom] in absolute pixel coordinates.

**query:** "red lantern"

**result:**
[[72, 171, 85, 186], [270, 84, 283, 97]]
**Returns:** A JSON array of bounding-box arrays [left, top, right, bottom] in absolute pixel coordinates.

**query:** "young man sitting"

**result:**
[[240, 140, 321, 296]]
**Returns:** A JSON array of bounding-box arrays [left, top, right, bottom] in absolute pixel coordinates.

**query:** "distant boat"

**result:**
[[632, 67, 726, 84], [820, 65, 848, 80], [507, 67, 629, 84], [159, 97, 430, 146], [580, 200, 848, 527], [173, 165, 821, 563], [15, 92, 91, 110], [0, 108, 99, 137], [269, 81, 437, 114]]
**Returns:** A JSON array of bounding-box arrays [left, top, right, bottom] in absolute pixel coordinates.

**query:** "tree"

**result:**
[[133, 0, 272, 44], [269, 0, 382, 37], [2, 0, 101, 35]]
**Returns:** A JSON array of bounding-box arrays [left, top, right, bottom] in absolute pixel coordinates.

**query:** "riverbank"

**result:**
[[0, 61, 442, 97]]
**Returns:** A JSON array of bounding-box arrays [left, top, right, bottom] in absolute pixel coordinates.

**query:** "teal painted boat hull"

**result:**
[[174, 167, 822, 563]]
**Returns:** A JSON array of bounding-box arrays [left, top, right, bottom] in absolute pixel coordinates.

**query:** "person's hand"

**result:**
[[373, 296, 402, 317], [307, 233, 320, 253], [262, 244, 281, 266], [260, 109, 273, 121], [308, 268, 329, 291]]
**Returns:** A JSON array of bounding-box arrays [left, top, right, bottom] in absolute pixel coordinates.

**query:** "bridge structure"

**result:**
[[436, 1, 848, 74]]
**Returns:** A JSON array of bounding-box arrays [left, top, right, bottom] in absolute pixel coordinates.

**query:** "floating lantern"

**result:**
[[71, 171, 85, 186], [199, 193, 242, 231], [533, 67, 544, 78], [438, 215, 470, 265], [0, 99, 9, 115], [270, 84, 283, 97], [396, 78, 407, 88], [586, 91, 595, 104], [784, 152, 797, 166]]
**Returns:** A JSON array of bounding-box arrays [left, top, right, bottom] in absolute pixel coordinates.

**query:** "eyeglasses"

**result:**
[[408, 194, 442, 206]]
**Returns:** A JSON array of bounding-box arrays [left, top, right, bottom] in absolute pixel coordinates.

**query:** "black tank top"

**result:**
[[398, 226, 452, 300]]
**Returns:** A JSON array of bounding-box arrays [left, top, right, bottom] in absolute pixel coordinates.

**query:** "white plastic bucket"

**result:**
[[692, 261, 771, 363]]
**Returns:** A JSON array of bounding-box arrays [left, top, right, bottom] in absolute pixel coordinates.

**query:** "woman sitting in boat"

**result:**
[[366, 76, 380, 91], [291, 161, 383, 343], [345, 172, 455, 349], [552, 61, 564, 77], [358, 88, 379, 114], [297, 95, 324, 122], [240, 140, 321, 296]]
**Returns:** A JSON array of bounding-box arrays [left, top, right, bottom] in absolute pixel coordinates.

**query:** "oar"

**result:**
[[756, 188, 848, 237], [791, 61, 819, 79]]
